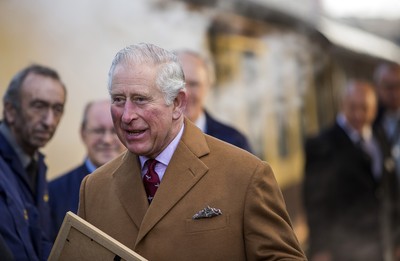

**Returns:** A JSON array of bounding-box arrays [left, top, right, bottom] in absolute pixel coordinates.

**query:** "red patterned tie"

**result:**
[[143, 159, 160, 203]]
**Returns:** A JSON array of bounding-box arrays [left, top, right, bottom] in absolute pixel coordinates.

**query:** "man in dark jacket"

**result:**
[[304, 79, 399, 260], [373, 62, 400, 259], [176, 50, 252, 152], [0, 64, 67, 260]]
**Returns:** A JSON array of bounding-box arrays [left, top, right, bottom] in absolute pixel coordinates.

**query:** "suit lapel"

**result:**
[[335, 123, 377, 182], [114, 151, 149, 230], [135, 119, 210, 245]]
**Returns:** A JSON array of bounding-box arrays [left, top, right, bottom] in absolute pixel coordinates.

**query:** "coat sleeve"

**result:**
[[244, 161, 306, 260]]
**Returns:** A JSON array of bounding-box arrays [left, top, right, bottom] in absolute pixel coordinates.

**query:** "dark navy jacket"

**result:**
[[0, 154, 47, 261], [205, 111, 252, 153], [0, 133, 52, 260], [48, 163, 90, 240], [0, 233, 14, 261]]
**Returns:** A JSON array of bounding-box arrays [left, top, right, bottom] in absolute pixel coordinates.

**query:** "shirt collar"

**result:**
[[84, 158, 97, 173], [139, 123, 185, 169], [337, 113, 372, 143], [194, 111, 206, 133]]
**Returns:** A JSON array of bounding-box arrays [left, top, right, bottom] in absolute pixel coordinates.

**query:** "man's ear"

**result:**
[[4, 102, 17, 125], [172, 90, 187, 120], [80, 125, 87, 142]]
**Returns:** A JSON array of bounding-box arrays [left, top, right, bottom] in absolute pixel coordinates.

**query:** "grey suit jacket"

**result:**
[[78, 119, 305, 260]]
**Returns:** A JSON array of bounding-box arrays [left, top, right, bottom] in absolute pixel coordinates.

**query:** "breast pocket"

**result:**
[[185, 214, 229, 233]]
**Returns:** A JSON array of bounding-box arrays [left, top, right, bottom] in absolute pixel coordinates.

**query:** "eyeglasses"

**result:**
[[85, 128, 117, 138]]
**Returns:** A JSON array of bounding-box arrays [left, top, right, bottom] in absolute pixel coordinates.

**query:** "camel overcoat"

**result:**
[[78, 119, 306, 260]]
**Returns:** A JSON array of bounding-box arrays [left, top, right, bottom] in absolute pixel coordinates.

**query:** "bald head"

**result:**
[[341, 80, 377, 133], [176, 51, 213, 123]]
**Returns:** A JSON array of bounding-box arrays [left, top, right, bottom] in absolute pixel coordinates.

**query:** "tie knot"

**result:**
[[146, 159, 158, 171]]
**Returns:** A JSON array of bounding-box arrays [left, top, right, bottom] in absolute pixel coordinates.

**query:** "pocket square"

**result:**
[[192, 206, 222, 220]]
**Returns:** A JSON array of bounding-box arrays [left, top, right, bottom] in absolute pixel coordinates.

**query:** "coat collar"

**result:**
[[0, 132, 47, 198], [112, 118, 210, 245]]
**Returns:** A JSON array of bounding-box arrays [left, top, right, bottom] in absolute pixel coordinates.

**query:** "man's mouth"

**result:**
[[35, 131, 51, 139], [126, 129, 146, 136]]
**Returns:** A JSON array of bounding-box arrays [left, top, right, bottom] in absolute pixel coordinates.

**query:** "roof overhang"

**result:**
[[316, 16, 400, 64]]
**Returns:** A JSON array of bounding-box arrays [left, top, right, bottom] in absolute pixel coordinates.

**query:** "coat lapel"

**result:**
[[135, 119, 210, 245], [114, 151, 149, 230]]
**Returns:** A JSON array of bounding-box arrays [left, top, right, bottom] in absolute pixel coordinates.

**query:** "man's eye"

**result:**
[[53, 105, 64, 114], [32, 102, 47, 110], [134, 96, 147, 104], [112, 97, 125, 104]]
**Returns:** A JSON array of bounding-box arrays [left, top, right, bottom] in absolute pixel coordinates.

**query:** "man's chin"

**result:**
[[30, 138, 51, 150], [34, 133, 52, 143]]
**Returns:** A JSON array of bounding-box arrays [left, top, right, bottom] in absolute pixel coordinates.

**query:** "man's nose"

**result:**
[[102, 130, 117, 143], [42, 108, 56, 126], [121, 101, 139, 123]]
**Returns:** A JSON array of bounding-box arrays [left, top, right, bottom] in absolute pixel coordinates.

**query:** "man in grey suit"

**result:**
[[78, 43, 305, 260]]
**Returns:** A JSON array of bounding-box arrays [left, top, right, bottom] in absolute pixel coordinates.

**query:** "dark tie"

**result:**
[[143, 159, 160, 203]]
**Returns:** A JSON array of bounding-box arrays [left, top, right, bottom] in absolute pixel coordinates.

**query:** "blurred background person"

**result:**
[[373, 61, 400, 259], [374, 62, 400, 181], [48, 99, 125, 240], [0, 64, 67, 260], [303, 80, 399, 261], [175, 50, 252, 152]]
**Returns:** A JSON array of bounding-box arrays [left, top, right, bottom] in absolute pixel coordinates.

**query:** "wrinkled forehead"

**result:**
[[21, 73, 66, 100]]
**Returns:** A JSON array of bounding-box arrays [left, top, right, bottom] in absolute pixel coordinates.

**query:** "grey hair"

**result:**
[[3, 64, 66, 123], [108, 43, 185, 105]]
